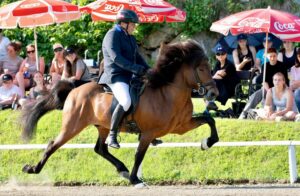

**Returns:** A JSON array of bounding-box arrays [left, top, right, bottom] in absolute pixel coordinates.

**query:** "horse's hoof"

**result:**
[[119, 171, 130, 180], [201, 138, 209, 150], [22, 164, 35, 174], [134, 182, 149, 189]]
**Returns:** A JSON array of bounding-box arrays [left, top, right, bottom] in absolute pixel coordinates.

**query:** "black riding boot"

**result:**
[[106, 104, 125, 149]]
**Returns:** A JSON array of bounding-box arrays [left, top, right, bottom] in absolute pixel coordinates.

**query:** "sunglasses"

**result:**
[[27, 50, 35, 54], [54, 47, 63, 53], [216, 52, 226, 56]]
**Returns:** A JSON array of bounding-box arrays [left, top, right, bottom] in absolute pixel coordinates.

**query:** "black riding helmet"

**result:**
[[116, 9, 139, 24]]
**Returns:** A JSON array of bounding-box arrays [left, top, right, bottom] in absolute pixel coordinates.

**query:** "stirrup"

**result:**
[[106, 136, 120, 149]]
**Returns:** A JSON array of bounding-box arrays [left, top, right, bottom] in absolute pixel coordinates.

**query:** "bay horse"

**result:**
[[21, 40, 219, 187]]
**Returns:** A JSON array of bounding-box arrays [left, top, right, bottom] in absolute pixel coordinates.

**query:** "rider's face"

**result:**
[[127, 22, 136, 35]]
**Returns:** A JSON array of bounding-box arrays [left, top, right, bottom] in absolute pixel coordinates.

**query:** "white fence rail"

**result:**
[[0, 141, 299, 183]]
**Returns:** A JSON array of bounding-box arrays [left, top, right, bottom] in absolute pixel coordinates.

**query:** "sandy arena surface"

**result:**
[[1, 184, 300, 196]]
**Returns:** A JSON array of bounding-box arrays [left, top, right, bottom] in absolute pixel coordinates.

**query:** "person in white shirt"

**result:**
[[0, 74, 22, 107], [290, 48, 300, 113], [0, 29, 10, 59]]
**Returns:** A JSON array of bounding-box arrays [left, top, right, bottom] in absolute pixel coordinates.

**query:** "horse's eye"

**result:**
[[198, 68, 204, 72]]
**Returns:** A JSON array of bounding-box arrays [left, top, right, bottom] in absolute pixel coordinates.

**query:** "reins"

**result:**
[[193, 67, 215, 96]]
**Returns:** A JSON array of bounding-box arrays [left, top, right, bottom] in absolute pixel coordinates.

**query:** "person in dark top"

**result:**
[[239, 48, 289, 119], [212, 46, 240, 105], [98, 9, 150, 149], [277, 41, 297, 70], [232, 34, 256, 71]]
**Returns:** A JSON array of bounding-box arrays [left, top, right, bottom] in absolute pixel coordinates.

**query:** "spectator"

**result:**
[[0, 42, 23, 84], [255, 72, 297, 121], [49, 43, 65, 86], [207, 45, 240, 109], [18, 71, 48, 108], [255, 36, 273, 71], [290, 48, 300, 113], [15, 44, 45, 97], [63, 47, 91, 87], [277, 41, 297, 70], [232, 34, 256, 71], [0, 74, 22, 108], [239, 48, 289, 119], [0, 29, 10, 59]]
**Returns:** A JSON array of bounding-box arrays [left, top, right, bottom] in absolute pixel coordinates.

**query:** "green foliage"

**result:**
[[0, 99, 300, 185], [0, 0, 299, 66]]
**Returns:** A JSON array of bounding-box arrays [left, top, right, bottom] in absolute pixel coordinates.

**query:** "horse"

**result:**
[[20, 39, 219, 187]]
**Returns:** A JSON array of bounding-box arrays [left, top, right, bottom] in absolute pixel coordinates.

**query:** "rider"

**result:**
[[99, 9, 152, 149]]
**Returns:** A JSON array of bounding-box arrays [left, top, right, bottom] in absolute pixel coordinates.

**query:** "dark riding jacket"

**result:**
[[99, 24, 149, 85]]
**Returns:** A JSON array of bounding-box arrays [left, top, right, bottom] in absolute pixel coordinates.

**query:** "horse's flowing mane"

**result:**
[[146, 39, 208, 89]]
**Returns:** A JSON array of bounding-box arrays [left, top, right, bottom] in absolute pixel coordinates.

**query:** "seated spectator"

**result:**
[[15, 44, 45, 97], [253, 36, 273, 85], [255, 36, 273, 71], [18, 71, 48, 108], [255, 72, 297, 121], [277, 41, 297, 71], [0, 74, 22, 108], [63, 47, 91, 87], [232, 34, 256, 71], [49, 43, 66, 87], [207, 46, 240, 109], [0, 29, 10, 59], [239, 48, 289, 119], [290, 48, 300, 113], [0, 42, 23, 85]]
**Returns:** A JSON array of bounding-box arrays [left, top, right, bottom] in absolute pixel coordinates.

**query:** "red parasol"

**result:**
[[80, 0, 186, 23]]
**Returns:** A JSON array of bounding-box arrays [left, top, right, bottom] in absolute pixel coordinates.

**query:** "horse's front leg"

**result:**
[[130, 134, 152, 188], [178, 114, 219, 150], [195, 115, 219, 150]]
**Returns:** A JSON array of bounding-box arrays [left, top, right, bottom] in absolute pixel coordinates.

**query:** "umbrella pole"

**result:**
[[34, 27, 39, 71], [262, 32, 269, 102]]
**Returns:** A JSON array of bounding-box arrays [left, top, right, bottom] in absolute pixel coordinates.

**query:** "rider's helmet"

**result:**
[[116, 9, 139, 24]]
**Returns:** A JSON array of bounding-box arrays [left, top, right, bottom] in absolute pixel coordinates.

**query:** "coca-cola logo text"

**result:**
[[20, 3, 40, 9], [144, 0, 165, 6], [274, 21, 298, 32], [103, 4, 124, 13], [238, 17, 266, 28]]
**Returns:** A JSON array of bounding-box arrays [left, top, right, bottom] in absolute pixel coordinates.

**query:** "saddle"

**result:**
[[103, 77, 145, 134]]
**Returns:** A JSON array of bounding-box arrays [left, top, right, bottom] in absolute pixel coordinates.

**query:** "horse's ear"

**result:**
[[158, 42, 168, 56]]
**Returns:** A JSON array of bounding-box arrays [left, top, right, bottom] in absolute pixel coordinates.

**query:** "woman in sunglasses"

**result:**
[[49, 43, 66, 86], [15, 44, 45, 97], [209, 46, 240, 108]]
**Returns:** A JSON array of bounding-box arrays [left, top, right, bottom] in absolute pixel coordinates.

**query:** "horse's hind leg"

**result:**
[[94, 126, 130, 179], [23, 120, 88, 174]]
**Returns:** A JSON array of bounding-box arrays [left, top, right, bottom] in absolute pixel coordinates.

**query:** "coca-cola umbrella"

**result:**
[[210, 6, 300, 96], [0, 0, 81, 70], [80, 0, 186, 23]]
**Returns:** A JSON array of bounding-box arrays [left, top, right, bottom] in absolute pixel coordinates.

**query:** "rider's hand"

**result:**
[[136, 66, 147, 76]]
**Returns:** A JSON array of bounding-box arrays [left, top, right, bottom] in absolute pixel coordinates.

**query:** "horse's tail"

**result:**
[[21, 80, 75, 141]]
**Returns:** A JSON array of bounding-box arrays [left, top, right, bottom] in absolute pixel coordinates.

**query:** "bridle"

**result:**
[[193, 67, 216, 96]]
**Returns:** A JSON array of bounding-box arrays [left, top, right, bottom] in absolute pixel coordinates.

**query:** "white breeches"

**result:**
[[108, 82, 131, 111]]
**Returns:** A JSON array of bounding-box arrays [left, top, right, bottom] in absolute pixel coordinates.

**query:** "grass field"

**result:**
[[0, 99, 300, 185]]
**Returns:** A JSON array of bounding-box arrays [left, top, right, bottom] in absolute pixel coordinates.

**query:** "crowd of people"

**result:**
[[0, 17, 300, 123], [210, 34, 300, 122], [0, 29, 92, 110]]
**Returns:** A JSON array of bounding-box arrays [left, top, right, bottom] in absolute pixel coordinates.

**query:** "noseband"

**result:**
[[193, 68, 215, 96]]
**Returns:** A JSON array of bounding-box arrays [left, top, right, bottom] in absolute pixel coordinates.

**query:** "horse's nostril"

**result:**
[[210, 92, 216, 97]]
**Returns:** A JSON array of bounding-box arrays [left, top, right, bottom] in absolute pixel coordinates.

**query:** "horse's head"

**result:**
[[146, 40, 218, 100], [179, 40, 219, 101]]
